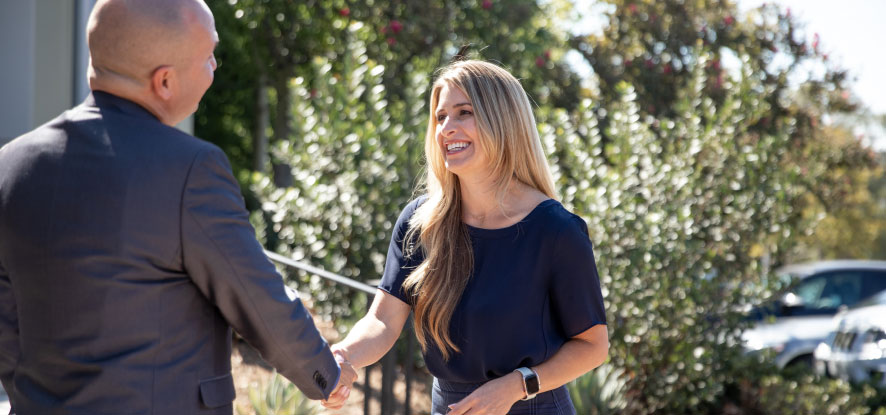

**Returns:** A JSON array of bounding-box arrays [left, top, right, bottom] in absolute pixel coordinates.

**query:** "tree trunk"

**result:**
[[253, 71, 269, 174]]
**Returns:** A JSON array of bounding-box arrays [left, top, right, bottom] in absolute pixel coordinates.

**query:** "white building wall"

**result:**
[[0, 2, 37, 145], [0, 0, 191, 148]]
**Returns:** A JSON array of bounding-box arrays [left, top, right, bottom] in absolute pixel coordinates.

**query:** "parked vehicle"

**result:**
[[814, 290, 886, 386], [743, 260, 886, 369]]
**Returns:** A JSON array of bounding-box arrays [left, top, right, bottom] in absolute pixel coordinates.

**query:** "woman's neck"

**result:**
[[458, 175, 546, 228]]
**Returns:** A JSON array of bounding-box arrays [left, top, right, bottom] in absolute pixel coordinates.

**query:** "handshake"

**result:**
[[320, 348, 359, 410]]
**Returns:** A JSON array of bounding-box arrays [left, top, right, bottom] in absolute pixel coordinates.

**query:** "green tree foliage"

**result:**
[[199, 0, 882, 413]]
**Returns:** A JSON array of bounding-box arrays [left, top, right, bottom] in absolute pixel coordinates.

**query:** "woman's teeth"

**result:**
[[447, 142, 469, 152]]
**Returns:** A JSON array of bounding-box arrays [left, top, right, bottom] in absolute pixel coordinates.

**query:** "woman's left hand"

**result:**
[[447, 371, 525, 415]]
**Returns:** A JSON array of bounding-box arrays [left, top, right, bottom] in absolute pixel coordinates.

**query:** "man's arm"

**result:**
[[0, 258, 18, 393], [179, 147, 342, 400]]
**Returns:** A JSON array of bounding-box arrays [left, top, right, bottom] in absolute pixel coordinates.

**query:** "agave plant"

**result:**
[[238, 371, 319, 415], [568, 364, 627, 415]]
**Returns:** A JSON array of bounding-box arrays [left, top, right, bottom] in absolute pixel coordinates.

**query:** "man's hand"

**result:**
[[321, 350, 357, 410]]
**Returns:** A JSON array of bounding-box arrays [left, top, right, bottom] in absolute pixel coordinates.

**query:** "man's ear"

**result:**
[[150, 65, 175, 101]]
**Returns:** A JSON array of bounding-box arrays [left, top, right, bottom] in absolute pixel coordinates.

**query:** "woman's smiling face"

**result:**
[[435, 83, 490, 179]]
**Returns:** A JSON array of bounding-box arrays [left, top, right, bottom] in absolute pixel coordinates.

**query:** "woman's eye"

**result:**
[[460, 110, 472, 116], [437, 114, 447, 122]]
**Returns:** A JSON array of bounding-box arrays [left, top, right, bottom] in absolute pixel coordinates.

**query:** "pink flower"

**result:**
[[812, 33, 820, 51], [339, 7, 350, 17], [389, 20, 403, 34], [482, 0, 492, 10], [544, 50, 551, 59], [387, 37, 396, 46], [627, 4, 637, 14], [536, 57, 545, 67], [724, 15, 734, 26]]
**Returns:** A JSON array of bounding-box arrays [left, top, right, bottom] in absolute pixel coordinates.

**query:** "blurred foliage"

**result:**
[[568, 363, 627, 414], [197, 0, 884, 413], [792, 141, 886, 261], [237, 371, 318, 415], [714, 355, 885, 415]]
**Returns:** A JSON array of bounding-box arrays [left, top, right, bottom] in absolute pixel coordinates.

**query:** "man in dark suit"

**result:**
[[0, 0, 356, 413]]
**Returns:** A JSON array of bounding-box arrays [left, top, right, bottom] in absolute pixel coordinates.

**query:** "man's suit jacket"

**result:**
[[0, 91, 339, 414]]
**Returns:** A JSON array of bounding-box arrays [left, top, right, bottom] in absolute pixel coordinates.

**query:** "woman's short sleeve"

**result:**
[[550, 216, 607, 337], [378, 198, 425, 306]]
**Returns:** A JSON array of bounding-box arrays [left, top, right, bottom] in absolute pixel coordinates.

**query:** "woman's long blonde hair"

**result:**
[[402, 60, 557, 360]]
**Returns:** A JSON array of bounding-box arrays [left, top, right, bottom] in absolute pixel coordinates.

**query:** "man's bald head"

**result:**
[[87, 0, 212, 85], [86, 0, 218, 126]]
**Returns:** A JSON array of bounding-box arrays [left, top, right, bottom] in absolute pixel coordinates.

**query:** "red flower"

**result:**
[[390, 20, 403, 34], [663, 63, 672, 74], [536, 57, 545, 67], [724, 15, 734, 26], [482, 0, 492, 9], [339, 7, 350, 17], [387, 37, 396, 46], [544, 50, 551, 59]]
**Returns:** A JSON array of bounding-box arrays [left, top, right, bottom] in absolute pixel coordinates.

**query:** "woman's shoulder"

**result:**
[[391, 195, 429, 234], [398, 194, 428, 221], [533, 199, 589, 235]]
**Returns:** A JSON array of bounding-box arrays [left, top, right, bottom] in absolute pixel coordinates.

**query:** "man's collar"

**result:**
[[86, 90, 160, 122]]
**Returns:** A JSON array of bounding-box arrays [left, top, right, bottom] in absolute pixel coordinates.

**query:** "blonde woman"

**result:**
[[329, 60, 608, 415]]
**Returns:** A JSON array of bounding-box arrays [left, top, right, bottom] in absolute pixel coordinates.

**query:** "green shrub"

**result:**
[[237, 371, 318, 415], [568, 364, 627, 415]]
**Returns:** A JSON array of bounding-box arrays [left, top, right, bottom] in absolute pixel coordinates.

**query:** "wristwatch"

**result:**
[[514, 367, 540, 400]]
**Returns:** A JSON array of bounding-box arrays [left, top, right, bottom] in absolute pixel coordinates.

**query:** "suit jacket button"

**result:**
[[313, 370, 327, 390]]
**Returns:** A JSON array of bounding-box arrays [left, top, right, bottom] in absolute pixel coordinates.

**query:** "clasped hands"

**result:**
[[320, 348, 358, 410]]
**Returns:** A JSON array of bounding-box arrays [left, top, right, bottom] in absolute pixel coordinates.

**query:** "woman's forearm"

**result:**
[[334, 315, 402, 369], [333, 290, 411, 369], [532, 324, 609, 394]]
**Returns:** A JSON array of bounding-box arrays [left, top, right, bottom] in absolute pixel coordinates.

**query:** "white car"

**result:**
[[743, 260, 886, 369], [814, 291, 886, 386]]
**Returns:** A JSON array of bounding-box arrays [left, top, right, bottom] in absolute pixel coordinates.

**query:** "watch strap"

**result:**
[[514, 367, 540, 400]]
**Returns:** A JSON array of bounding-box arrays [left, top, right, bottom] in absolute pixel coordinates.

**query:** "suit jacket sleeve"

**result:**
[[0, 257, 18, 393], [180, 147, 340, 400]]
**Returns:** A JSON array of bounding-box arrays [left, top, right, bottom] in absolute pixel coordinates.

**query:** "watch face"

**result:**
[[525, 373, 540, 395]]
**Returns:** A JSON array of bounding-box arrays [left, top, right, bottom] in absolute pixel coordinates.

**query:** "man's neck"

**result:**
[[89, 76, 173, 126]]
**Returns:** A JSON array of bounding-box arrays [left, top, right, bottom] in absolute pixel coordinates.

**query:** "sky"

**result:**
[[739, 0, 886, 115]]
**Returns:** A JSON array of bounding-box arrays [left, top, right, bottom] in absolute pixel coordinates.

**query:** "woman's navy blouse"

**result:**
[[379, 197, 607, 383]]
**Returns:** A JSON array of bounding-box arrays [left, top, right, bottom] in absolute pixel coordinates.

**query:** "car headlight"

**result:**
[[859, 329, 886, 361]]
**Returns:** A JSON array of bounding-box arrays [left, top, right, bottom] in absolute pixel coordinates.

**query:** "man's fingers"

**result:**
[[321, 385, 351, 409]]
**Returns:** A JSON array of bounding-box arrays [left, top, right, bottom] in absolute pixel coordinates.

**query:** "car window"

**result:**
[[793, 271, 865, 312], [794, 276, 827, 307], [862, 271, 886, 298]]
